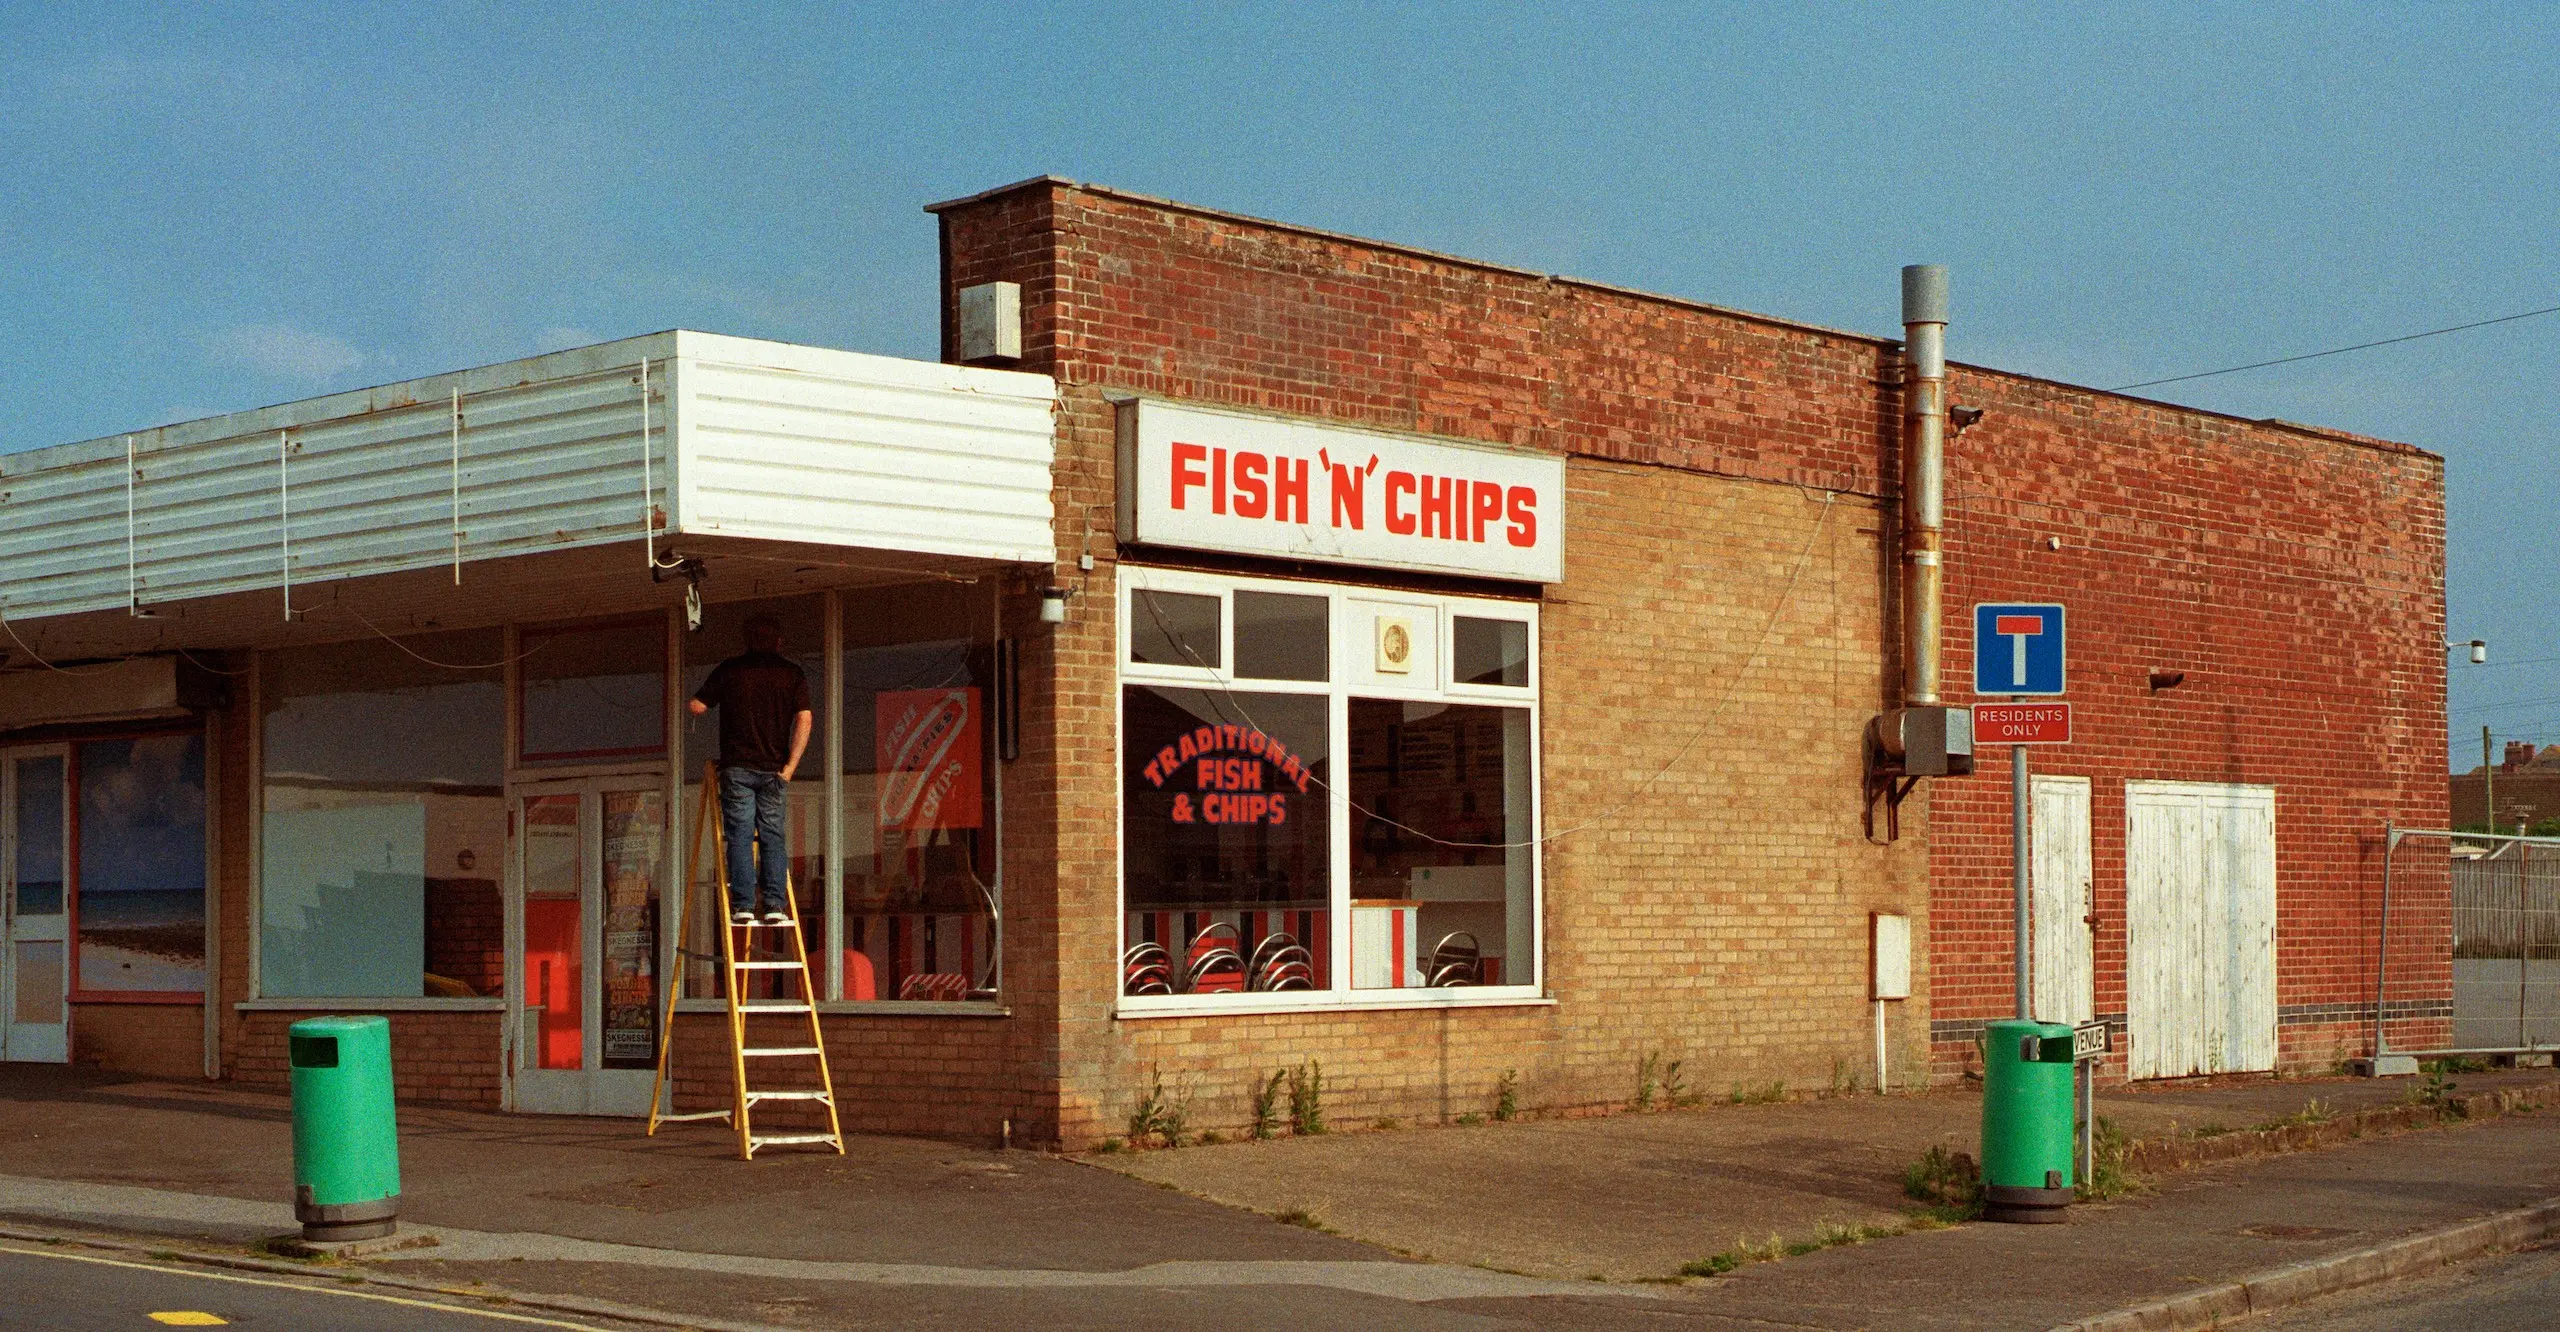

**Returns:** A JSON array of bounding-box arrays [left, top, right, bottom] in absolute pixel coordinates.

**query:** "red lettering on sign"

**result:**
[[1420, 476, 1454, 539], [1327, 460, 1363, 528], [1211, 448, 1229, 516], [1273, 455, 1309, 523], [1170, 443, 1208, 511], [1385, 471, 1417, 534], [1471, 480, 1503, 543], [1506, 486, 1538, 547], [1233, 451, 1268, 519]]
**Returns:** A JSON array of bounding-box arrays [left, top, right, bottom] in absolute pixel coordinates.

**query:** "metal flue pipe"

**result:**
[[1900, 265, 1948, 706]]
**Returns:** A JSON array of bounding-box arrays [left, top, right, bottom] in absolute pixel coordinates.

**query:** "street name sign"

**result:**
[[2072, 1021, 2111, 1062], [1973, 603, 2066, 695], [1974, 701, 2072, 746]]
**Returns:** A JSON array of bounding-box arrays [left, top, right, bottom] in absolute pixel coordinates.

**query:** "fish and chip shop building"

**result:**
[[0, 178, 2448, 1148]]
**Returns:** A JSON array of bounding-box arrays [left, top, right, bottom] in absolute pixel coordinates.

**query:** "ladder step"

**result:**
[[731, 961, 802, 971], [742, 1047, 823, 1057], [737, 1001, 812, 1012], [750, 1134, 841, 1147], [653, 1110, 733, 1123], [746, 1090, 833, 1102], [731, 919, 801, 929]]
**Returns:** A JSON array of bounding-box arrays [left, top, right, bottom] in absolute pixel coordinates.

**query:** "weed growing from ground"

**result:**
[[1899, 1143, 1981, 1221], [1494, 1069, 1519, 1121], [1454, 1112, 1485, 1126], [1272, 1206, 1332, 1232], [1125, 1067, 1192, 1149], [1634, 1052, 1662, 1110], [1728, 1080, 1786, 1106], [1679, 1221, 1899, 1278], [2075, 1116, 2137, 1201], [1288, 1060, 1327, 1135], [1251, 1068, 1288, 1140], [2414, 1060, 2470, 1118]]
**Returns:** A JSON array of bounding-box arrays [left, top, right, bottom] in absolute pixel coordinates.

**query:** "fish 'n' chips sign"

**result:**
[[877, 688, 982, 831], [1117, 399, 1565, 583]]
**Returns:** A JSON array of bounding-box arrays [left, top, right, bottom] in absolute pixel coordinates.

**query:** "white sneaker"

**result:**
[[762, 910, 791, 926], [731, 911, 756, 926]]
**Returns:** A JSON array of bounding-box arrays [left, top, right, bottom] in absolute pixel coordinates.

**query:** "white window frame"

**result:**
[[1116, 565, 1547, 1016]]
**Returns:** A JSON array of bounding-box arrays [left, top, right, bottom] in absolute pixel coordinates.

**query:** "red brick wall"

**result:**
[[935, 178, 2445, 1141], [1929, 381, 2448, 1079], [72, 1002, 202, 1078]]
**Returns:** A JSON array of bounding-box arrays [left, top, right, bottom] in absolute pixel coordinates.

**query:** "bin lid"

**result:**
[[287, 1015, 390, 1036]]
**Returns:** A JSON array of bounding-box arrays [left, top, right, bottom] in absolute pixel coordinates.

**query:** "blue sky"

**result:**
[[3, 4, 2552, 769]]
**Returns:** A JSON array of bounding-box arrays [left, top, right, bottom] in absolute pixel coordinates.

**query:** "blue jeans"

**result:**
[[718, 766, 790, 915]]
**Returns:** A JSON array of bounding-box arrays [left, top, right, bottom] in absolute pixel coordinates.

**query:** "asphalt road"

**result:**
[[2256, 1240, 2560, 1331], [0, 1245, 632, 1331]]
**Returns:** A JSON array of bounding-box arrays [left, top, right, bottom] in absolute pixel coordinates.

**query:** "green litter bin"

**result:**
[[288, 1015, 401, 1241], [1980, 1017, 2075, 1224]]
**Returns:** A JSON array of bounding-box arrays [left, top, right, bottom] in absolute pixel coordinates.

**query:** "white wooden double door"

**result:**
[[2124, 781, 2278, 1078], [2032, 778, 2278, 1080]]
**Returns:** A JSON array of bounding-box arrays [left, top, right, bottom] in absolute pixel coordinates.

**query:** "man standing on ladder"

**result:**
[[687, 614, 813, 927]]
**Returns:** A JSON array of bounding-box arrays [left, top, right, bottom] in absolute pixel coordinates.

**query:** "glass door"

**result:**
[[508, 775, 666, 1115], [2, 749, 71, 1064]]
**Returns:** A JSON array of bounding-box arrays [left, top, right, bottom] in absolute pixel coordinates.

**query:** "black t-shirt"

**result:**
[[693, 651, 813, 773]]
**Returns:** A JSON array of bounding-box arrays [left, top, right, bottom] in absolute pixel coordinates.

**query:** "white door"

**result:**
[[2126, 781, 2277, 1078], [509, 775, 667, 1116], [2, 750, 72, 1064], [2031, 775, 2094, 1027]]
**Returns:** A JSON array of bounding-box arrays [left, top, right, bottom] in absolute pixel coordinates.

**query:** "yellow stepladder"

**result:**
[[646, 762, 844, 1160]]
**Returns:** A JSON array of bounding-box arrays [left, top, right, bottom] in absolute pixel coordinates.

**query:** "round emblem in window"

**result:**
[[1375, 615, 1415, 673]]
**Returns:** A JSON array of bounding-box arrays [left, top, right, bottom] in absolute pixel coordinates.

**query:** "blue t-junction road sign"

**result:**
[[1974, 603, 2065, 695]]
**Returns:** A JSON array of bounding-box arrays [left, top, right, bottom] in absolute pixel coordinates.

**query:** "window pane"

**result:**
[[1454, 617, 1530, 688], [1130, 591, 1221, 669], [1349, 700, 1533, 989], [520, 794, 583, 1071], [1122, 686, 1330, 994], [261, 632, 506, 999], [521, 620, 667, 761], [1235, 591, 1328, 681], [600, 791, 666, 1069], [11, 756, 64, 916], [835, 581, 997, 1003], [76, 735, 207, 994]]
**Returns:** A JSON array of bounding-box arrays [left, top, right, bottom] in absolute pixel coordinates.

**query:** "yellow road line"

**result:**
[[0, 1243, 616, 1329]]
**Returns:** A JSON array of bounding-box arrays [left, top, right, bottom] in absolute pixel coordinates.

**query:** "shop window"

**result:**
[[1235, 591, 1328, 681], [1348, 701, 1533, 988], [1121, 687, 1332, 994], [1454, 616, 1530, 688], [520, 619, 667, 762], [260, 632, 507, 999], [1119, 571, 1540, 1008], [840, 582, 998, 1003], [1130, 590, 1220, 669], [75, 734, 207, 996]]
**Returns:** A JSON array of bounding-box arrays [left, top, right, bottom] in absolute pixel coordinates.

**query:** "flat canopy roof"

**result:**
[[0, 332, 1058, 646]]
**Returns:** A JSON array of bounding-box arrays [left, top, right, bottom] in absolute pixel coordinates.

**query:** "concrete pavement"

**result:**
[[4, 1063, 2558, 1329]]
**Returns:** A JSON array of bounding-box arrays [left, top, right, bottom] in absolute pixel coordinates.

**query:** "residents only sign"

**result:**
[[1975, 701, 2072, 745], [1119, 399, 1565, 583]]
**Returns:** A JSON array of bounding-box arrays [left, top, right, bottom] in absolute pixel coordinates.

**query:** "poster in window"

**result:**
[[75, 735, 208, 994], [599, 791, 664, 1068], [877, 688, 983, 831]]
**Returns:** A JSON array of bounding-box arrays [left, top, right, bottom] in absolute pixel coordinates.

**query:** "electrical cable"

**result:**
[[339, 605, 546, 671], [2108, 302, 2560, 393], [0, 612, 130, 675]]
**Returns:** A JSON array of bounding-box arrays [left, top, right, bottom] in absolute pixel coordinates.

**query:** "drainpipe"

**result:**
[[1901, 264, 1948, 707]]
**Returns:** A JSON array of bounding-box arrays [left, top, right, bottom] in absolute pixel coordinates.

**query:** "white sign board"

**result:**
[[1872, 913, 1911, 1001], [1119, 399, 1566, 583]]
